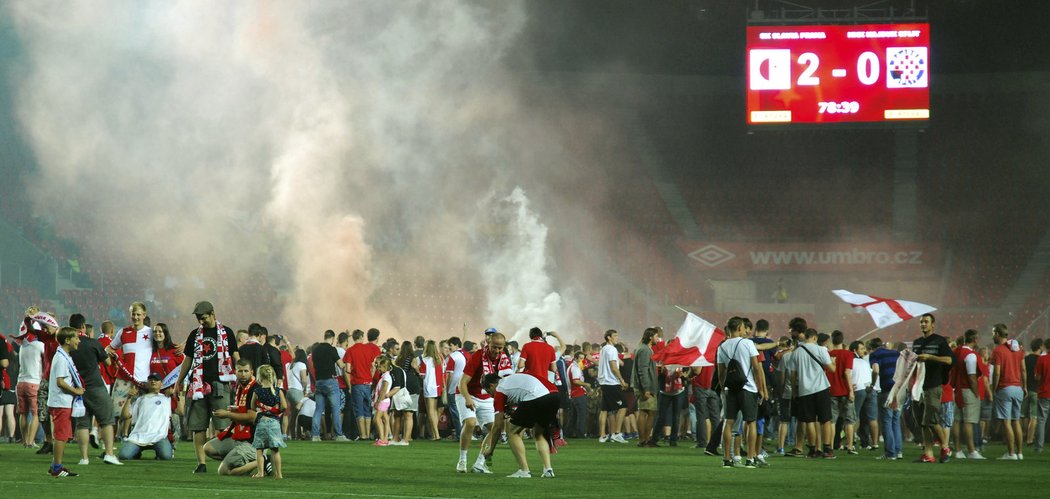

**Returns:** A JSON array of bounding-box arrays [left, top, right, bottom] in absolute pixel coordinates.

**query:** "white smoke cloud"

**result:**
[[473, 187, 579, 342], [6, 0, 597, 342]]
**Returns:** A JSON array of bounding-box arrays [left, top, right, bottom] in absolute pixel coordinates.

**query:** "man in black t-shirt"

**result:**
[[68, 313, 122, 465], [175, 301, 240, 474], [911, 313, 955, 463], [311, 330, 348, 441]]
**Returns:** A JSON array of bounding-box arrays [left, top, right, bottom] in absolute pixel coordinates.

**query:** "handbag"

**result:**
[[71, 396, 86, 418], [392, 368, 413, 411]]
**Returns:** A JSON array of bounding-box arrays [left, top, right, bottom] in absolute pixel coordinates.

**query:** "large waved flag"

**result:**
[[652, 312, 725, 368], [832, 289, 937, 329]]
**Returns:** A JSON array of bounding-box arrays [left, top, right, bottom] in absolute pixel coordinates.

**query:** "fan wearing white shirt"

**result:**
[[597, 330, 628, 444], [118, 373, 173, 460], [849, 341, 879, 450], [482, 373, 559, 478]]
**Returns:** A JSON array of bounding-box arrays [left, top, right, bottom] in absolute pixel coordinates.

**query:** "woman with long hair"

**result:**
[[390, 341, 421, 445], [149, 322, 185, 439], [420, 339, 445, 440]]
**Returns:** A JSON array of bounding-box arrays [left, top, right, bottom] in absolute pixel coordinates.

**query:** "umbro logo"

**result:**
[[689, 245, 735, 267]]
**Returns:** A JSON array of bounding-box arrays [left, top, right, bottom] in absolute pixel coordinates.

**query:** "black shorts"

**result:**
[[778, 398, 792, 421], [510, 393, 561, 429], [724, 389, 759, 423], [600, 385, 625, 412], [798, 389, 832, 423]]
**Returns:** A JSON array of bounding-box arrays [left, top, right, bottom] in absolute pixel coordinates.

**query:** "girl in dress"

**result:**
[[372, 356, 395, 446], [251, 365, 287, 478]]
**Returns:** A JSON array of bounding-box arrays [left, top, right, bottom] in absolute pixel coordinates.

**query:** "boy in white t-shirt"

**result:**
[[48, 327, 84, 478]]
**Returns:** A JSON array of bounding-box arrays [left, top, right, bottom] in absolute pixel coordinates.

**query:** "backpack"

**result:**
[[723, 339, 750, 391]]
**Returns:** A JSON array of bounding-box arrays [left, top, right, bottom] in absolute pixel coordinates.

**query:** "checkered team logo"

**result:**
[[886, 47, 928, 88], [689, 245, 735, 267]]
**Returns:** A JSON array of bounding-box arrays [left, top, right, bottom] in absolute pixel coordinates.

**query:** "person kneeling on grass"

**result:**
[[203, 359, 268, 476], [119, 373, 173, 460], [481, 373, 559, 479]]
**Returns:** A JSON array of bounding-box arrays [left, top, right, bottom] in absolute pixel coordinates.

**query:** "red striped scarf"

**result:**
[[189, 322, 235, 400]]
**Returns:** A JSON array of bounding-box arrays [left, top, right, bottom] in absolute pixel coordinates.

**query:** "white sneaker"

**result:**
[[998, 453, 1018, 460], [311, 436, 322, 442], [967, 451, 986, 460], [1018, 453, 1024, 460], [77, 459, 90, 465], [390, 440, 409, 446], [598, 435, 609, 443], [732, 455, 742, 465], [102, 454, 124, 466], [955, 451, 967, 459], [506, 469, 532, 478], [456, 460, 467, 473], [610, 433, 628, 444], [334, 435, 350, 442], [471, 462, 493, 474], [541, 469, 555, 478]]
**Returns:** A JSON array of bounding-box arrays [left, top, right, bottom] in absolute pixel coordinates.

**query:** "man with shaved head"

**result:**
[[456, 330, 513, 474]]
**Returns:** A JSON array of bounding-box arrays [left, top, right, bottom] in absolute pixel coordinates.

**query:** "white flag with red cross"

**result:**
[[832, 289, 937, 329]]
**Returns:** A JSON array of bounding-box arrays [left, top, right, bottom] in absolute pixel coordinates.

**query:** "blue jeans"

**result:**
[[878, 391, 902, 457], [118, 439, 173, 460], [446, 392, 462, 438], [313, 379, 344, 437]]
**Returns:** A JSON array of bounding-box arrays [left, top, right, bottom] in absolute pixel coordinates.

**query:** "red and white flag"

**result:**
[[832, 289, 937, 329], [652, 312, 725, 368]]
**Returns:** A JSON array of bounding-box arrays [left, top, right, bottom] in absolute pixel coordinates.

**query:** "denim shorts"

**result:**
[[351, 384, 373, 419], [994, 386, 1023, 420]]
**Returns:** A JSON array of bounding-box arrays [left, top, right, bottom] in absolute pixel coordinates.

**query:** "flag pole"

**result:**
[[674, 305, 692, 315], [856, 327, 881, 341]]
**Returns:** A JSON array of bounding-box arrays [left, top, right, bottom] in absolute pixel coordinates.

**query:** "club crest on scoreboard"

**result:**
[[886, 47, 928, 88]]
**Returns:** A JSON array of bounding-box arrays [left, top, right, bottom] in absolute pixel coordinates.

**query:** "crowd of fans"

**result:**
[[1, 301, 1049, 480]]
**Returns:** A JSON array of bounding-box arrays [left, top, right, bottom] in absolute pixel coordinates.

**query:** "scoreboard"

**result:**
[[746, 23, 930, 125]]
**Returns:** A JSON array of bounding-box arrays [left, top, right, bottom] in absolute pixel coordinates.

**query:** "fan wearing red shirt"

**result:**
[[456, 332, 512, 474], [826, 331, 856, 454], [343, 328, 382, 440], [150, 323, 185, 419], [991, 324, 1027, 459], [106, 303, 154, 417], [97, 321, 118, 389], [518, 328, 557, 383], [1034, 338, 1050, 453], [565, 352, 589, 438]]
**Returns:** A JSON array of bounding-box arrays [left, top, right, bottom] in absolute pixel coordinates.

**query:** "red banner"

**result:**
[[679, 241, 942, 272]]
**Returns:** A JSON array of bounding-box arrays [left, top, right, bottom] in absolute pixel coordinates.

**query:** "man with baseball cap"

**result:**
[[118, 373, 173, 460], [176, 301, 240, 474]]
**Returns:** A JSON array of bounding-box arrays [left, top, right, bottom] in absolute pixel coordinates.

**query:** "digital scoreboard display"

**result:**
[[746, 23, 930, 125]]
